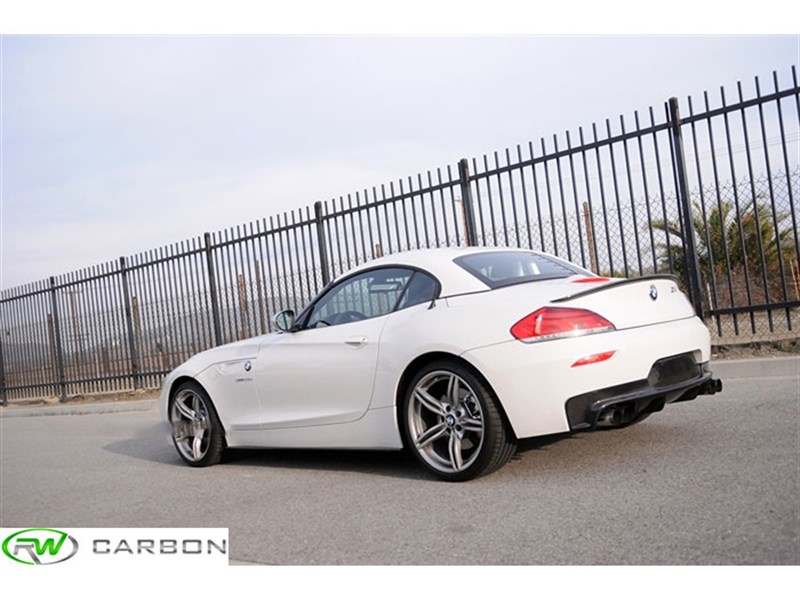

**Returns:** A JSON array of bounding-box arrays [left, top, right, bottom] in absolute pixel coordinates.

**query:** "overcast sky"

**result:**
[[1, 34, 798, 289]]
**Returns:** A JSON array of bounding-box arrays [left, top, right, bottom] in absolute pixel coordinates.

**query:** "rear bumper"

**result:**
[[460, 316, 713, 439], [565, 353, 723, 430]]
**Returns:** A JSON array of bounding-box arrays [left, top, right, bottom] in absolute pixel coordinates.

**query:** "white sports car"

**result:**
[[160, 247, 722, 481]]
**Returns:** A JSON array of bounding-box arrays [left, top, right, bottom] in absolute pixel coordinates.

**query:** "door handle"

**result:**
[[345, 336, 368, 348]]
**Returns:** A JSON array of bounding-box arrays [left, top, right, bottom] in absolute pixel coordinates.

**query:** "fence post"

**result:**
[[582, 201, 599, 274], [204, 232, 223, 346], [458, 158, 478, 246], [119, 257, 141, 389], [48, 276, 68, 402], [668, 97, 704, 317], [314, 201, 331, 286]]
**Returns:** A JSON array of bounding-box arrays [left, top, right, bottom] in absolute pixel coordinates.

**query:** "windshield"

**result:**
[[454, 251, 588, 289]]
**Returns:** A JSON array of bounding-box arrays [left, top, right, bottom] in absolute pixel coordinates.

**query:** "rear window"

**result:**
[[454, 251, 587, 289]]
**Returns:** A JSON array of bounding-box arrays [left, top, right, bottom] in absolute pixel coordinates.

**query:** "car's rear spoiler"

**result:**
[[551, 275, 681, 304]]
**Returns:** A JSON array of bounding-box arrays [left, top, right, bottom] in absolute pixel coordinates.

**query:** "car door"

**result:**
[[252, 267, 414, 430]]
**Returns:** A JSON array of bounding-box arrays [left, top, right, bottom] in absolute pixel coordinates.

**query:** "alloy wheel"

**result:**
[[170, 387, 213, 463], [407, 370, 485, 474]]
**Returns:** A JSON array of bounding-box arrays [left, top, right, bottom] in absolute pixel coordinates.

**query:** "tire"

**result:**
[[168, 381, 226, 467], [402, 360, 517, 481]]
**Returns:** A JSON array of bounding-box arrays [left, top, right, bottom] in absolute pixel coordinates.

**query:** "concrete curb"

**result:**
[[0, 398, 158, 418], [710, 356, 800, 380], [1, 357, 797, 418]]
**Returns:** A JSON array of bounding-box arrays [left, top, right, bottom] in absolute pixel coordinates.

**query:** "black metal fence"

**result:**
[[2, 67, 798, 403]]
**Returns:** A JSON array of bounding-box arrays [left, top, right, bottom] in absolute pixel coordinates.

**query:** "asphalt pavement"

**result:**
[[1, 356, 798, 566]]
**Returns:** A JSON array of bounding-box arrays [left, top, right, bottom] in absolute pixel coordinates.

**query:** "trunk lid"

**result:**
[[551, 276, 696, 330]]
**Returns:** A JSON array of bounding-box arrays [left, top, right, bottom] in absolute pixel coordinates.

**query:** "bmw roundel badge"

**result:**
[[244, 361, 252, 372], [649, 285, 658, 301]]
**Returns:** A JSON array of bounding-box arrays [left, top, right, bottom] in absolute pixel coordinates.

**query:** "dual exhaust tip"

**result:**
[[596, 407, 627, 427], [701, 378, 723, 395], [595, 378, 723, 428]]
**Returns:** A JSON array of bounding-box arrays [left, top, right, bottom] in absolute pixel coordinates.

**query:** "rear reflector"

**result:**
[[573, 277, 610, 284], [571, 351, 616, 367], [510, 307, 615, 342]]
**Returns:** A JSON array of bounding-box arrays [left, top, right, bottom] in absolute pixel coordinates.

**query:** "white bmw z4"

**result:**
[[160, 247, 722, 481]]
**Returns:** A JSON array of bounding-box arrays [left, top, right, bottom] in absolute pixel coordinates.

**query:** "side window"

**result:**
[[396, 271, 438, 310], [306, 268, 414, 328]]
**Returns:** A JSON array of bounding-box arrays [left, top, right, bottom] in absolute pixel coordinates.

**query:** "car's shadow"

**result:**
[[104, 421, 615, 482], [104, 422, 430, 481], [103, 421, 181, 465], [224, 447, 430, 480]]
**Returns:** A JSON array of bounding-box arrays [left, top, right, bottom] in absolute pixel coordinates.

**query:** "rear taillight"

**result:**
[[573, 277, 610, 284], [510, 307, 615, 342]]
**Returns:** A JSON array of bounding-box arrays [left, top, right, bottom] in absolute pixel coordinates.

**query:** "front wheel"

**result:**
[[402, 360, 517, 481], [169, 381, 225, 467]]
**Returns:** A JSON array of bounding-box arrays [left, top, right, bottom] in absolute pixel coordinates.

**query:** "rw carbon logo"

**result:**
[[2, 528, 79, 565]]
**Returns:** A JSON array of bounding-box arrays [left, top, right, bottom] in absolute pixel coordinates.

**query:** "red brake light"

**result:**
[[510, 307, 615, 342], [573, 277, 610, 283]]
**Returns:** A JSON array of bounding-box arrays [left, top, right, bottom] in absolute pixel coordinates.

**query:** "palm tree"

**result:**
[[652, 198, 796, 283]]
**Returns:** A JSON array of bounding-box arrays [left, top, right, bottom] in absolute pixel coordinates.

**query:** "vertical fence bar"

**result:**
[[606, 119, 628, 277], [634, 111, 658, 274], [687, 95, 721, 332], [119, 256, 141, 389], [289, 211, 305, 305], [418, 173, 432, 248], [0, 329, 6, 405], [757, 75, 791, 330], [515, 144, 534, 250], [737, 81, 772, 328], [492, 151, 509, 247], [314, 201, 331, 287], [541, 138, 558, 255], [458, 158, 478, 246], [470, 158, 488, 246], [529, 141, 546, 251], [703, 90, 739, 336], [48, 276, 67, 402], [774, 69, 800, 328], [10, 287, 28, 394], [668, 97, 704, 316], [298, 209, 313, 297], [721, 86, 757, 333], [620, 115, 642, 275], [84, 268, 99, 393], [204, 232, 222, 347], [578, 128, 599, 271], [650, 106, 674, 274], [552, 136, 572, 262], [136, 252, 155, 378], [261, 219, 278, 327], [592, 123, 613, 275], [219, 229, 235, 344], [504, 148, 522, 249], [178, 240, 198, 354], [98, 264, 116, 382]]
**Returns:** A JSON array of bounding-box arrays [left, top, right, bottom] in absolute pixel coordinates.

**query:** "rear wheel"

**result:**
[[402, 360, 517, 481], [169, 381, 225, 467]]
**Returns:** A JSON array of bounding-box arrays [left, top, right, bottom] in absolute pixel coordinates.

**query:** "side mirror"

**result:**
[[273, 309, 296, 332]]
